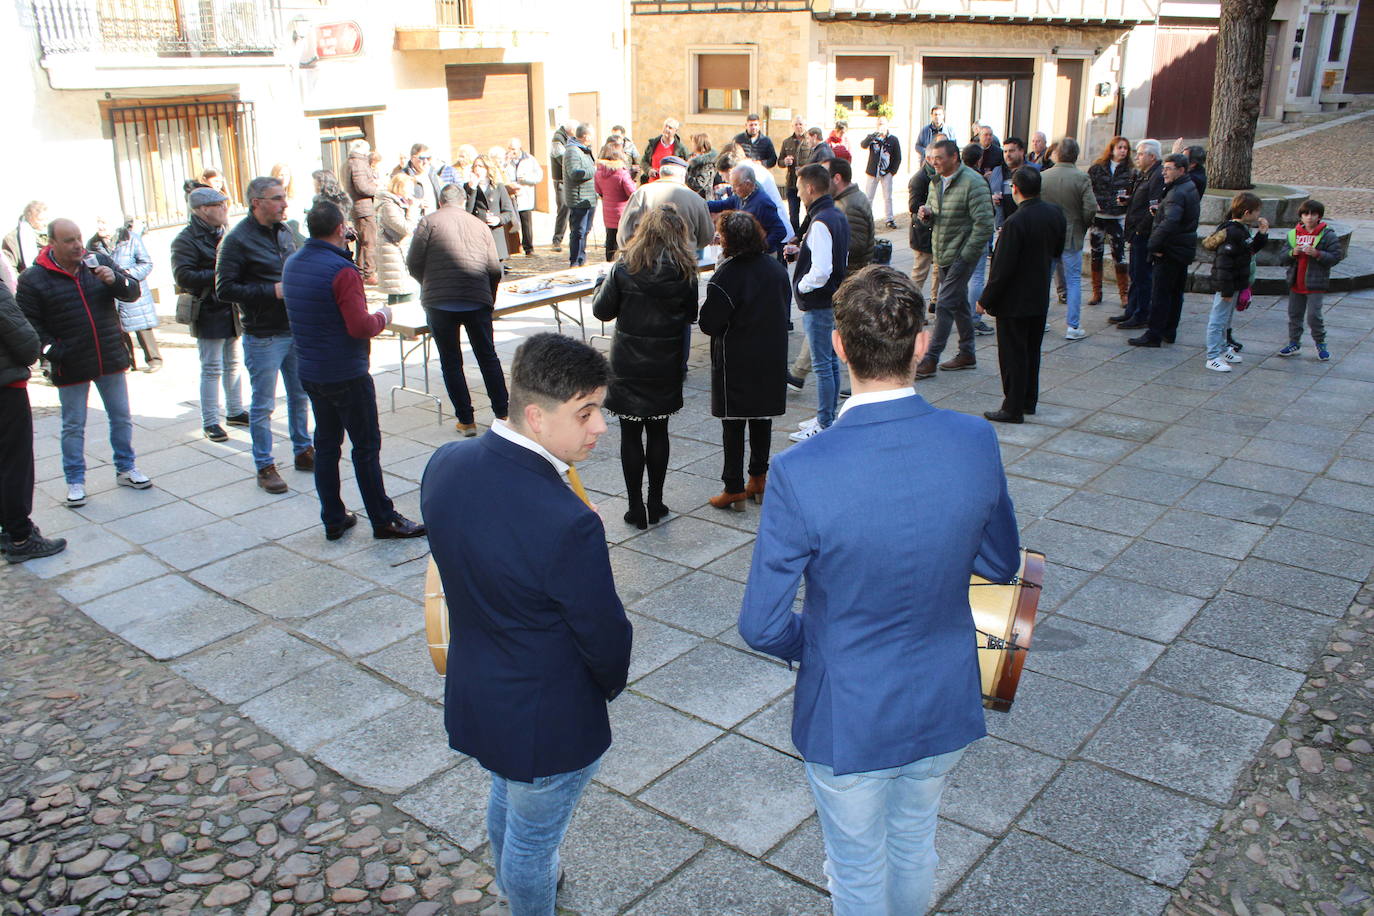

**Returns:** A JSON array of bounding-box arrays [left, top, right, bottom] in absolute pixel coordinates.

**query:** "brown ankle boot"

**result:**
[[709, 491, 747, 511], [744, 473, 767, 503], [1114, 264, 1130, 304], [1088, 264, 1103, 305]]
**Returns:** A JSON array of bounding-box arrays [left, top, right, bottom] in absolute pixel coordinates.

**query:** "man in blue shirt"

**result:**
[[740, 265, 1020, 915]]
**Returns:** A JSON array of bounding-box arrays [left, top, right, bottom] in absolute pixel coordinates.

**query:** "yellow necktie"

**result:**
[[565, 464, 593, 508]]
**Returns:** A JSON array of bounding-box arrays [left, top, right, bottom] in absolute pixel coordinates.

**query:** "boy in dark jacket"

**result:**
[[1278, 199, 1344, 361], [1203, 192, 1268, 372]]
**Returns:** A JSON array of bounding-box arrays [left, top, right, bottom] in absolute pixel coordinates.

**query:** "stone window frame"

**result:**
[[687, 44, 759, 124]]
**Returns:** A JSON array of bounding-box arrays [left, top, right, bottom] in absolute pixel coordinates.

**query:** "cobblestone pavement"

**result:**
[[0, 568, 499, 915], [1253, 109, 1374, 219], [6, 197, 1374, 913], [1167, 579, 1374, 916]]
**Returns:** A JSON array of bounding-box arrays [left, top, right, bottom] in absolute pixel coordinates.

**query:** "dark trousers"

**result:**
[[426, 307, 509, 424], [787, 189, 802, 235], [517, 210, 535, 255], [0, 387, 35, 543], [604, 227, 619, 262], [553, 181, 568, 244], [124, 329, 161, 368], [720, 419, 772, 494], [303, 374, 394, 531], [1146, 257, 1189, 342], [354, 214, 378, 279], [620, 417, 669, 509], [995, 315, 1045, 419], [1125, 232, 1153, 322], [568, 206, 595, 267]]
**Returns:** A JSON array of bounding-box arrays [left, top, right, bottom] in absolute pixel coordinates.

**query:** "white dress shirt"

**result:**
[[797, 220, 833, 294], [836, 386, 915, 420]]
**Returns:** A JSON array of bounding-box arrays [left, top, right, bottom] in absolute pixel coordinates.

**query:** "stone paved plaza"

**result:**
[[8, 219, 1374, 914]]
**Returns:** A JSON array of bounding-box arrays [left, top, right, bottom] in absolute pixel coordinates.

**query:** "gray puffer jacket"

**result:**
[[0, 283, 40, 387], [376, 192, 417, 296], [1281, 222, 1344, 292]]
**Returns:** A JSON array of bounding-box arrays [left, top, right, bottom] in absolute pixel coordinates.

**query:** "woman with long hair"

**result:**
[[697, 211, 789, 510], [685, 133, 718, 199], [592, 205, 700, 529], [465, 155, 518, 260], [595, 138, 635, 260], [1087, 135, 1134, 305]]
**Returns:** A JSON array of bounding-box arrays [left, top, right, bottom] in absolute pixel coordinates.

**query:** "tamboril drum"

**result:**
[[969, 549, 1044, 712], [424, 558, 449, 676]]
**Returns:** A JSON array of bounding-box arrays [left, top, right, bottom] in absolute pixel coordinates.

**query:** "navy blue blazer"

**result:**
[[420, 432, 633, 782], [739, 394, 1021, 775]]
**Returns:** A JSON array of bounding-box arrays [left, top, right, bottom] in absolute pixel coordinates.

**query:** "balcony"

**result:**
[[32, 0, 280, 57], [395, 0, 549, 52], [631, 0, 811, 12], [811, 0, 1157, 25]]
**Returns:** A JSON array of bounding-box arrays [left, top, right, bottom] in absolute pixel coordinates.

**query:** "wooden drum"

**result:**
[[969, 549, 1045, 712], [424, 557, 449, 676]]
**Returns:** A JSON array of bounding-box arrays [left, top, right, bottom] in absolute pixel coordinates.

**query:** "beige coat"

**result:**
[[619, 179, 715, 250], [376, 193, 418, 296]]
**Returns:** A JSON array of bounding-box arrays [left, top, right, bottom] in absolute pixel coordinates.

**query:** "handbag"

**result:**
[[872, 238, 893, 265], [1236, 287, 1252, 312], [175, 292, 195, 325]]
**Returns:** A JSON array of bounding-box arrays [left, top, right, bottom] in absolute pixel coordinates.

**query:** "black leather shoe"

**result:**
[[373, 514, 427, 539], [1024, 407, 1037, 416], [983, 409, 1024, 424], [1163, 335, 1176, 344], [204, 424, 228, 442], [326, 512, 357, 541], [225, 412, 250, 427], [1107, 314, 1129, 324], [1128, 334, 1161, 347], [1117, 320, 1148, 330]]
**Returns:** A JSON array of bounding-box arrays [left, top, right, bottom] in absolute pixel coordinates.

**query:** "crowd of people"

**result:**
[[0, 100, 1354, 916]]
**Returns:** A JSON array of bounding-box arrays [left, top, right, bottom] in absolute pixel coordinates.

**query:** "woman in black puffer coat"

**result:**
[[1204, 191, 1268, 371], [592, 205, 699, 529]]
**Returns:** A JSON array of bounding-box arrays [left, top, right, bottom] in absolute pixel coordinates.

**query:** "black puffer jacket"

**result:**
[[1148, 176, 1201, 264], [215, 216, 297, 336], [405, 206, 502, 308], [908, 164, 934, 252], [1088, 159, 1134, 215], [171, 214, 238, 340], [697, 253, 789, 419], [0, 283, 40, 387], [592, 256, 699, 419], [16, 248, 138, 385], [1124, 160, 1166, 237], [1210, 220, 1267, 297]]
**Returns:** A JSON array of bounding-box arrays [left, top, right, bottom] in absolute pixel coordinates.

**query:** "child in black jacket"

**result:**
[[1204, 192, 1268, 372]]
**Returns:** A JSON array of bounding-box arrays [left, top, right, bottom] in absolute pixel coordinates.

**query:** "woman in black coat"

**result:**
[[697, 211, 789, 510], [591, 205, 699, 529]]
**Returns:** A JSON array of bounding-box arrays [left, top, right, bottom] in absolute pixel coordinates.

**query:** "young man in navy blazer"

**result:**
[[739, 266, 1021, 914], [421, 333, 632, 915]]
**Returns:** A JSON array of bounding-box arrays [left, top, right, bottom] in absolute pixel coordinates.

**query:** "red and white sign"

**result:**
[[315, 21, 363, 60]]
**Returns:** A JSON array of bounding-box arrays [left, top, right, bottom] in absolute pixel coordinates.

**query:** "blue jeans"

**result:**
[[57, 372, 135, 485], [567, 206, 595, 267], [1059, 248, 1083, 328], [806, 747, 966, 916], [487, 758, 599, 916], [242, 333, 311, 471], [967, 241, 991, 317], [1205, 291, 1235, 360], [803, 307, 839, 428], [197, 337, 244, 427], [303, 375, 395, 530]]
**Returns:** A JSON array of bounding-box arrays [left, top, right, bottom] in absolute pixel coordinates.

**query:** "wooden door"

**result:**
[[1148, 25, 1219, 138], [569, 92, 600, 138], [1053, 59, 1084, 143]]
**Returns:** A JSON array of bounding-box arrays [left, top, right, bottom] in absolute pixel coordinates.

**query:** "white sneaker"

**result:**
[[116, 469, 152, 489], [1205, 358, 1232, 373], [789, 424, 822, 442], [65, 483, 87, 507], [796, 416, 819, 431], [1223, 347, 1242, 363], [1064, 326, 1087, 340]]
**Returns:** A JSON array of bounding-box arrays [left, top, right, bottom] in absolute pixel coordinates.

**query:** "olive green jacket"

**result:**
[[927, 164, 995, 267]]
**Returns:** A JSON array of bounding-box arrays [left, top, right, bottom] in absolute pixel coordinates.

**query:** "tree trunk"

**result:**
[[1207, 0, 1279, 189]]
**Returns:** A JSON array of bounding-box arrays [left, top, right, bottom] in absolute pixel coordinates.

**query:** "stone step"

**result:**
[[1193, 220, 1353, 268], [1187, 246, 1374, 295]]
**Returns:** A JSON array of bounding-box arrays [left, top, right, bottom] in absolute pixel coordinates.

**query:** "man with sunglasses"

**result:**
[[283, 202, 425, 541], [215, 175, 311, 494]]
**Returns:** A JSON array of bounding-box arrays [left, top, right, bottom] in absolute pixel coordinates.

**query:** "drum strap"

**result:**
[[970, 577, 1040, 589], [977, 630, 1029, 651]]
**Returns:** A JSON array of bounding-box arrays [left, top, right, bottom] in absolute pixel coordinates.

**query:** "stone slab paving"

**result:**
[[7, 220, 1374, 913]]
